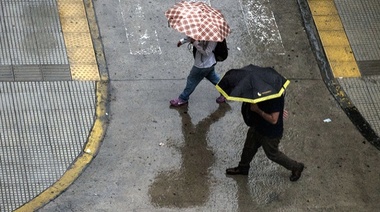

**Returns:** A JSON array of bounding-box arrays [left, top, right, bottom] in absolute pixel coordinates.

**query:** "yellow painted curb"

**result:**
[[308, 0, 360, 78], [84, 80, 108, 156]]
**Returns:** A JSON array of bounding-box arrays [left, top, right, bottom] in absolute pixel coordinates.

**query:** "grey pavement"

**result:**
[[0, 0, 379, 211]]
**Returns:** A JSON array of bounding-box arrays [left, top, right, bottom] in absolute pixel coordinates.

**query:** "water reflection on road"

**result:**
[[149, 103, 231, 208]]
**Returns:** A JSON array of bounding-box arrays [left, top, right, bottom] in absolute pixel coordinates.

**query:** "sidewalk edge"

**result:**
[[15, 0, 110, 211], [297, 0, 380, 150]]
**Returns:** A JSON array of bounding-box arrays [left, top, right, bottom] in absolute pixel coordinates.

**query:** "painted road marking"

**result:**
[[239, 0, 285, 54], [308, 0, 360, 78], [119, 0, 161, 55]]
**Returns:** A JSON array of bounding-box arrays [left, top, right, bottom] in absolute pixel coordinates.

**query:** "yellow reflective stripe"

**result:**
[[216, 80, 290, 104]]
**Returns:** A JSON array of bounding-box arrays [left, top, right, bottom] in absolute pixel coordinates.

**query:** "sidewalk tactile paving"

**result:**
[[0, 0, 70, 81], [338, 76, 380, 136], [0, 0, 104, 210], [1, 1, 68, 65], [335, 0, 380, 75], [0, 81, 96, 212]]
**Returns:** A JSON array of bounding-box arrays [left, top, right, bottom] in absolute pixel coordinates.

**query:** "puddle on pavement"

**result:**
[[148, 103, 231, 208]]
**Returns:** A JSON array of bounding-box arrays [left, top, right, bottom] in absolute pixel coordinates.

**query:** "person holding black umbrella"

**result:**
[[217, 64, 304, 181], [226, 95, 304, 181]]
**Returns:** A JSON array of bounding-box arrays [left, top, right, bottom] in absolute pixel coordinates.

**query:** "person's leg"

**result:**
[[261, 135, 304, 181], [204, 66, 226, 103], [226, 128, 261, 175], [261, 135, 298, 170], [178, 66, 204, 101], [239, 128, 261, 167], [204, 66, 220, 85]]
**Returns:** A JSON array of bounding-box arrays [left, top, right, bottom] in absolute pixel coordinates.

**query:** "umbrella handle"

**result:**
[[187, 43, 194, 52]]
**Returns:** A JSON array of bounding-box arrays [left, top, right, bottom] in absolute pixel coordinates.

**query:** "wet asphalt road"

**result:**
[[40, 0, 380, 211]]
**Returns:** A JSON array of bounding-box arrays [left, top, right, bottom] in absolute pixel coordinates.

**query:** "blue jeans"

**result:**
[[179, 65, 220, 101]]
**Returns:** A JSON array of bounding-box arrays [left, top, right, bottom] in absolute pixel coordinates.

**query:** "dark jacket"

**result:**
[[241, 95, 284, 138]]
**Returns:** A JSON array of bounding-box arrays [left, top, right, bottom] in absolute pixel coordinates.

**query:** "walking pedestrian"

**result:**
[[226, 94, 304, 181], [170, 36, 226, 107]]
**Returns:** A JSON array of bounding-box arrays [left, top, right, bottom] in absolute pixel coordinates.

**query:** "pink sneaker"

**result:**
[[216, 95, 226, 103], [170, 98, 188, 107]]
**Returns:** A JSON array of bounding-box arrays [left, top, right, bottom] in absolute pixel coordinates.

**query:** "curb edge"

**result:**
[[15, 0, 110, 211], [297, 0, 380, 150]]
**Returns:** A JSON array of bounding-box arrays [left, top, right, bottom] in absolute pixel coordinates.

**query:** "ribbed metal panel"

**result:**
[[0, 81, 96, 212]]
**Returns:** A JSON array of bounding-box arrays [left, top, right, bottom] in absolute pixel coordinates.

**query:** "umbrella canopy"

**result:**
[[165, 1, 230, 42], [216, 64, 290, 103]]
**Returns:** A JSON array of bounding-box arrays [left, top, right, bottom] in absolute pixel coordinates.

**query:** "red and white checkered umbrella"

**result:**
[[165, 1, 231, 42]]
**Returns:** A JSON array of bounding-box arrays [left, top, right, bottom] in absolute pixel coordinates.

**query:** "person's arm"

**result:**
[[177, 36, 191, 47], [250, 103, 280, 124], [192, 41, 216, 56]]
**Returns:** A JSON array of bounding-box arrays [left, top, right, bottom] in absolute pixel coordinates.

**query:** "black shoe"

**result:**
[[290, 163, 304, 181], [226, 166, 249, 175]]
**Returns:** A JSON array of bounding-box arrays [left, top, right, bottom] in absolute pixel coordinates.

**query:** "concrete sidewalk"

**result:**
[[0, 0, 379, 211]]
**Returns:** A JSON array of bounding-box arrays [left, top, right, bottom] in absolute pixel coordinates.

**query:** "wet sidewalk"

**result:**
[[0, 0, 379, 211]]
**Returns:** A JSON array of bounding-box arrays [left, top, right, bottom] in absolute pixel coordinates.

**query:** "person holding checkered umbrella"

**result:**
[[165, 1, 230, 107]]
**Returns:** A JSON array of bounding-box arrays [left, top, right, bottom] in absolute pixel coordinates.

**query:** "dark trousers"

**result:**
[[238, 127, 299, 171]]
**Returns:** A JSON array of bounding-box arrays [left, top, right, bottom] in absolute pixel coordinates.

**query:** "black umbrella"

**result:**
[[216, 64, 290, 103]]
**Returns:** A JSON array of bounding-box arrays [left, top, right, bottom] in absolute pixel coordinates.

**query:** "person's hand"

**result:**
[[177, 41, 182, 47], [190, 38, 195, 43], [250, 104, 260, 113], [283, 109, 289, 120]]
